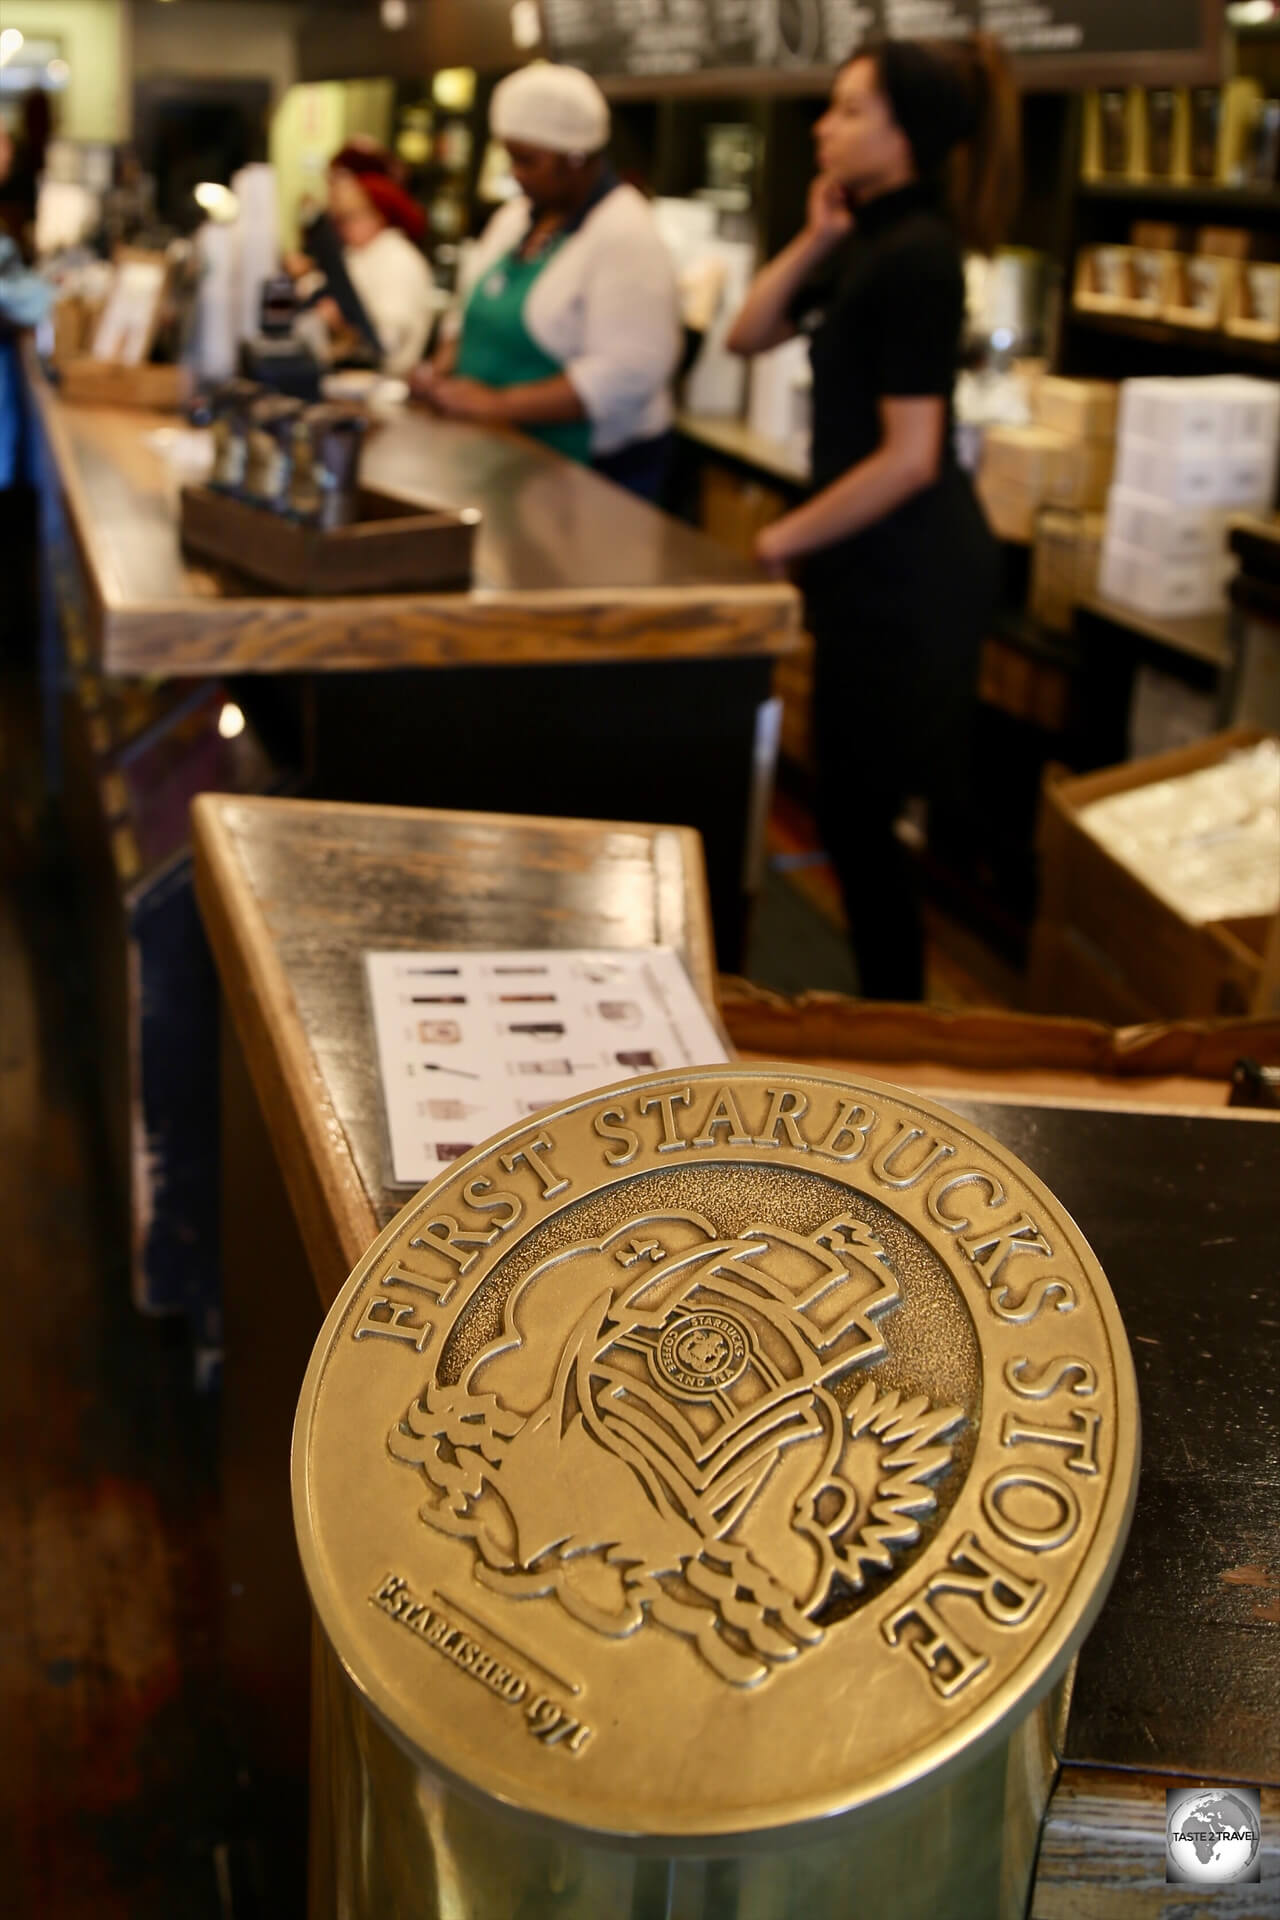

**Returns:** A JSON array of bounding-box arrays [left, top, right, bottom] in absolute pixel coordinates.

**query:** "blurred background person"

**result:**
[[100, 147, 157, 254], [728, 34, 1019, 1001], [1, 89, 53, 259], [413, 64, 680, 501], [0, 127, 20, 253], [297, 141, 434, 377]]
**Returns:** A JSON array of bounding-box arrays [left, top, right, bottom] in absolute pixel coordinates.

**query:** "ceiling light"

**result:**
[[194, 181, 239, 222], [217, 701, 246, 740], [47, 58, 70, 85], [381, 0, 408, 26], [510, 0, 542, 49], [0, 29, 25, 66], [432, 67, 475, 111]]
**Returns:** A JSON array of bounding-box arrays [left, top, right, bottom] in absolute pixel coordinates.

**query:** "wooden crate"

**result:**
[[1032, 377, 1119, 441], [1028, 918, 1164, 1025], [180, 484, 479, 595], [1032, 729, 1278, 1019]]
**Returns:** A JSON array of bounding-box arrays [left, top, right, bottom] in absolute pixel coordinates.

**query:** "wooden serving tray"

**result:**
[[179, 484, 479, 595]]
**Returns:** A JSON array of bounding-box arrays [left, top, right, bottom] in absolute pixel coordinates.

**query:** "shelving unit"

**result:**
[[1067, 307, 1280, 369], [608, 91, 825, 258], [1060, 161, 1280, 381], [1076, 179, 1280, 210], [391, 75, 498, 279]]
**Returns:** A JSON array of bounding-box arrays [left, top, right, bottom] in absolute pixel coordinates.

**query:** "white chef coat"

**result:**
[[344, 227, 437, 376], [451, 185, 681, 455]]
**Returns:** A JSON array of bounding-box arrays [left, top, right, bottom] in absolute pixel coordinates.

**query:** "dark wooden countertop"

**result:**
[[955, 1097, 1280, 1790], [26, 348, 799, 677]]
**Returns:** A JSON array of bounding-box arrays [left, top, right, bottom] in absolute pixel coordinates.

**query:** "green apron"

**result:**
[[456, 242, 592, 464]]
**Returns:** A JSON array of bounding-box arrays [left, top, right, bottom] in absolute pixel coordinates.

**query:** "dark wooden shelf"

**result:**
[[1079, 593, 1232, 670], [1076, 179, 1280, 212], [1064, 307, 1280, 369]]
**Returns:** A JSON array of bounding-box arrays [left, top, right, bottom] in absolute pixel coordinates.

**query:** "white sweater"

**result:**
[[345, 227, 436, 377], [453, 185, 681, 455]]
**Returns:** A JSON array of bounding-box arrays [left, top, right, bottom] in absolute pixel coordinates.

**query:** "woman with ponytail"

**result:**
[[728, 35, 1019, 1001]]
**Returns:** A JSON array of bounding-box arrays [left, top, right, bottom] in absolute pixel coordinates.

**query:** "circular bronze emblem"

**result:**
[[294, 1067, 1139, 1847], [655, 1311, 750, 1395]]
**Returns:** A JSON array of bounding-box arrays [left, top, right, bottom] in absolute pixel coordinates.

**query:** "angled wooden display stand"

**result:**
[[194, 795, 720, 1297]]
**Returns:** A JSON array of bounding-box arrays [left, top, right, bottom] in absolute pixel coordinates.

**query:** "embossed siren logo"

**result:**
[[389, 1212, 965, 1687]]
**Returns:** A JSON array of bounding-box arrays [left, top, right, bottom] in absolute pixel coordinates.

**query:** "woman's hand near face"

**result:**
[[805, 172, 855, 245], [726, 172, 852, 358], [754, 520, 798, 578]]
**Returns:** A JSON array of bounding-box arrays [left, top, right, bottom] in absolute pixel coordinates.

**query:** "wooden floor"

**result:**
[[761, 785, 1025, 1011], [0, 662, 243, 1919]]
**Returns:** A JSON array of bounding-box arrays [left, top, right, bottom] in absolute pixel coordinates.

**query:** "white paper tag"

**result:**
[[365, 946, 729, 1186]]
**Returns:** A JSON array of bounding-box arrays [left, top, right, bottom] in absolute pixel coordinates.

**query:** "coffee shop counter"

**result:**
[[23, 341, 800, 969], [194, 791, 1279, 1918]]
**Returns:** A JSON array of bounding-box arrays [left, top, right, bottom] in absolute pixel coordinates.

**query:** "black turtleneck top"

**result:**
[[793, 181, 977, 594]]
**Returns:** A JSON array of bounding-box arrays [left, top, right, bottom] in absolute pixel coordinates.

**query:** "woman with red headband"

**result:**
[[728, 36, 1018, 1002], [312, 142, 434, 377]]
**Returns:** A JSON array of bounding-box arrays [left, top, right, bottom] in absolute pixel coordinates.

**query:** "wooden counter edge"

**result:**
[[97, 581, 802, 677], [192, 793, 724, 1306], [731, 1055, 1279, 1118], [23, 341, 123, 635], [192, 794, 380, 1302], [22, 348, 803, 677], [643, 814, 722, 1017], [1030, 1764, 1280, 1918]]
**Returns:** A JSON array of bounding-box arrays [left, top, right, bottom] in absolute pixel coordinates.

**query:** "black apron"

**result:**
[[794, 182, 1000, 999]]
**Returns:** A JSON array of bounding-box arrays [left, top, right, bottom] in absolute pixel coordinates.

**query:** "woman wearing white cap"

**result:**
[[412, 64, 681, 499]]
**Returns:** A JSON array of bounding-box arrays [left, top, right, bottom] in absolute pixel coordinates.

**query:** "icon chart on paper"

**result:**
[[365, 948, 727, 1185]]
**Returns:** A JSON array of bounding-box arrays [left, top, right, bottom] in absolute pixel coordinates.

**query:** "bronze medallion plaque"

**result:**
[[294, 1067, 1139, 1847]]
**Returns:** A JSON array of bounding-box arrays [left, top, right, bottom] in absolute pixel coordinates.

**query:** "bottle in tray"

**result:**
[[296, 404, 367, 530], [244, 394, 305, 511], [209, 379, 262, 494]]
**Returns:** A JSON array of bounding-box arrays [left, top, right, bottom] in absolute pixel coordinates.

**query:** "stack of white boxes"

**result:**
[[1100, 376, 1280, 619]]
